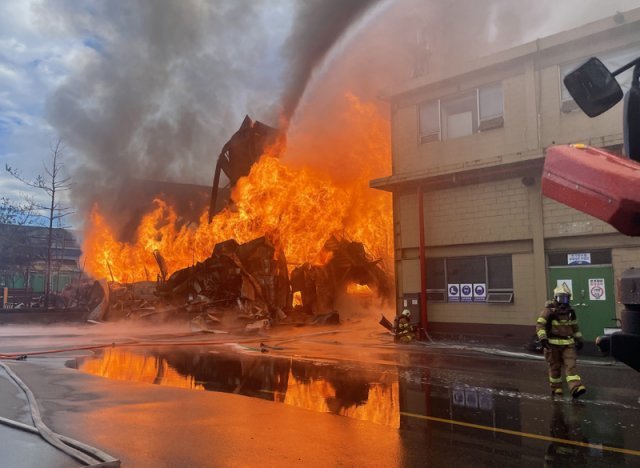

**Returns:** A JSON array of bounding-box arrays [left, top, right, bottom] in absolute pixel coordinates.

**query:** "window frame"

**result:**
[[418, 99, 441, 144], [478, 82, 505, 131], [424, 255, 514, 303], [440, 91, 478, 140], [418, 82, 504, 144]]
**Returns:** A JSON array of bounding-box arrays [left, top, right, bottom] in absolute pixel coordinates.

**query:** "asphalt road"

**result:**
[[0, 321, 639, 467]]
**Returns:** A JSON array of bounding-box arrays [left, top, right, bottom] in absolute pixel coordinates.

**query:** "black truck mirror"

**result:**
[[624, 71, 640, 161], [564, 57, 623, 117]]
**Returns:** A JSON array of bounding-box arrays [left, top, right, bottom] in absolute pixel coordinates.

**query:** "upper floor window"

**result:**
[[418, 83, 504, 144], [419, 100, 440, 143], [560, 45, 639, 111], [478, 83, 504, 130], [441, 92, 477, 139]]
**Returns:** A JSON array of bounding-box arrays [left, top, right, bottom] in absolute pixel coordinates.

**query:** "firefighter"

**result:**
[[394, 309, 415, 343], [536, 285, 586, 398]]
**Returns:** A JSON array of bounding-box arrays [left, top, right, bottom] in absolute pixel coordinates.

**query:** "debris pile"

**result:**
[[291, 235, 392, 315], [77, 234, 390, 332], [156, 236, 289, 331]]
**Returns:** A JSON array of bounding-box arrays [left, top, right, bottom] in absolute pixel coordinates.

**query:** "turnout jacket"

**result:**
[[536, 302, 583, 346]]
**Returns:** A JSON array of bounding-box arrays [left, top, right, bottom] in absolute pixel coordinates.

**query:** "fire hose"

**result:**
[[0, 361, 120, 467]]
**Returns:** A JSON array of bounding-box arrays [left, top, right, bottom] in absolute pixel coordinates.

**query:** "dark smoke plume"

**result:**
[[41, 0, 380, 231], [43, 0, 286, 226], [279, 0, 381, 123]]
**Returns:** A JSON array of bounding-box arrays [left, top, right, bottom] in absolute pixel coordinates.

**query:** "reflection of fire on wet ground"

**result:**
[[74, 348, 400, 428]]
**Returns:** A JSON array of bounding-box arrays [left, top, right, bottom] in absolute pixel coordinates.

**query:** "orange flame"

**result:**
[[82, 93, 392, 283]]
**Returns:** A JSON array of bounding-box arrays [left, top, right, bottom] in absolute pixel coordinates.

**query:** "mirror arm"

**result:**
[[612, 56, 640, 78]]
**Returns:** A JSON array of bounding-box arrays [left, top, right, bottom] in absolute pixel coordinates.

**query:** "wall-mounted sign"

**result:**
[[460, 284, 473, 302], [568, 253, 591, 265], [448, 284, 460, 302], [588, 278, 606, 300], [473, 284, 487, 302]]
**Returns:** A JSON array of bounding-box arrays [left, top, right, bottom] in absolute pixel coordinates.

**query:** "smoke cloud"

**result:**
[[43, 0, 291, 222], [39, 0, 639, 230], [41, 0, 382, 228]]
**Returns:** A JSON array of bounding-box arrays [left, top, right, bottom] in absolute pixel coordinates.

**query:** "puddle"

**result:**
[[70, 346, 401, 428]]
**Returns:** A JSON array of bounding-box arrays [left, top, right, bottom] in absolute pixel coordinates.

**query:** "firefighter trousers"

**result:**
[[544, 345, 583, 393]]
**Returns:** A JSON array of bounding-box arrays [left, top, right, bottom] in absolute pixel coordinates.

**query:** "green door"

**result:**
[[548, 266, 616, 341]]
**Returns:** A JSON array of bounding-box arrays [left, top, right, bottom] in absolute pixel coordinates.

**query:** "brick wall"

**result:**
[[542, 198, 617, 238], [423, 178, 530, 246]]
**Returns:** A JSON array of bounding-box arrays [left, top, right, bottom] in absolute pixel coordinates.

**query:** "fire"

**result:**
[[82, 93, 392, 283]]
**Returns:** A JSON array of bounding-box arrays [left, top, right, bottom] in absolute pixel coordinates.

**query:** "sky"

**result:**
[[1, 0, 639, 228]]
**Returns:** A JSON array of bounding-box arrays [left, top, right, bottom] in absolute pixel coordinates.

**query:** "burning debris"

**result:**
[[80, 233, 390, 333], [291, 235, 392, 316], [156, 235, 289, 330]]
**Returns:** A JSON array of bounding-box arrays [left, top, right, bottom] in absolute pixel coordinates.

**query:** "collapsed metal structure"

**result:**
[[208, 115, 280, 220]]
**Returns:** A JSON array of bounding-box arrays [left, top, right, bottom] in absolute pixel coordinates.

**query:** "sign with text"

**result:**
[[588, 278, 606, 300], [568, 253, 591, 265]]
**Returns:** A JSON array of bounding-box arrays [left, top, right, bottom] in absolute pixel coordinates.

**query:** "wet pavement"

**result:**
[[0, 321, 639, 467]]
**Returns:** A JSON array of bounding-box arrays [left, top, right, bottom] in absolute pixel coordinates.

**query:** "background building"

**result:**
[[371, 9, 640, 344], [0, 224, 82, 302]]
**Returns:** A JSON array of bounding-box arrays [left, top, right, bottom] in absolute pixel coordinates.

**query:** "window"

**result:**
[[547, 249, 611, 267], [418, 83, 504, 143], [479, 83, 504, 130], [446, 256, 485, 284], [419, 100, 440, 143], [487, 255, 513, 290], [441, 92, 477, 139], [424, 255, 513, 303], [426, 258, 446, 301], [560, 45, 639, 111]]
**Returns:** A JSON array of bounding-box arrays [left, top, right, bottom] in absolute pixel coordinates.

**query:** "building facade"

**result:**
[[0, 224, 81, 295], [371, 9, 640, 344]]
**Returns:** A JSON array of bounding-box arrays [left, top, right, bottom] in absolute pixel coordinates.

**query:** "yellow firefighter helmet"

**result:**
[[553, 284, 572, 304]]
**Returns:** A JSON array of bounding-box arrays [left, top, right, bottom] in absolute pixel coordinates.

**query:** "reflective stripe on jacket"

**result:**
[[535, 303, 581, 345], [397, 317, 412, 335]]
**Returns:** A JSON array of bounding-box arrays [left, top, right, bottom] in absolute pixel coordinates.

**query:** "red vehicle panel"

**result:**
[[542, 144, 640, 236]]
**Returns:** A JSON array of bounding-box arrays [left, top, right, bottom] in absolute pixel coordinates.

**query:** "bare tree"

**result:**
[[0, 196, 35, 225], [6, 139, 74, 308]]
